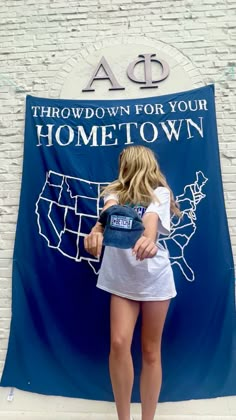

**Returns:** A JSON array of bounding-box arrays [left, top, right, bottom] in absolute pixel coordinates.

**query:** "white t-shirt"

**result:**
[[96, 187, 177, 301]]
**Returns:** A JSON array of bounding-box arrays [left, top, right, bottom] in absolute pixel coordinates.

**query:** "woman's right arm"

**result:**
[[84, 199, 117, 258]]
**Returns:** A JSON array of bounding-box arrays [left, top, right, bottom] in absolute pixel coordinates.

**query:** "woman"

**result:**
[[84, 145, 181, 420]]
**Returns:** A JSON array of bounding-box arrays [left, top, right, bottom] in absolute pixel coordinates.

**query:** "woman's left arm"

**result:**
[[84, 198, 117, 258], [132, 212, 159, 261]]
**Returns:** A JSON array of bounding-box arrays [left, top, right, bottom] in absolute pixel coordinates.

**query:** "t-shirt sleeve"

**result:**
[[145, 187, 171, 235], [103, 193, 119, 205]]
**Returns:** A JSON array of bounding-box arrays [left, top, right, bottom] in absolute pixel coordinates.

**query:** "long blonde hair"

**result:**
[[102, 145, 181, 217]]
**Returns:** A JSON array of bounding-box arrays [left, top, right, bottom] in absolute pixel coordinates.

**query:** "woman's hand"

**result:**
[[84, 223, 104, 258], [132, 211, 159, 260], [84, 198, 117, 258], [132, 236, 158, 261]]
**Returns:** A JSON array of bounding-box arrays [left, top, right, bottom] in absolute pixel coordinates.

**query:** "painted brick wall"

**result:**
[[0, 0, 235, 377]]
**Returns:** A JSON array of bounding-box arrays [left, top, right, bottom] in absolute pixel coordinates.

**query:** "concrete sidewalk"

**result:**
[[0, 387, 236, 419]]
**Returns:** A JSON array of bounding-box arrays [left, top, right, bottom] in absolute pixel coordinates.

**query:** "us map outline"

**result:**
[[35, 170, 208, 280]]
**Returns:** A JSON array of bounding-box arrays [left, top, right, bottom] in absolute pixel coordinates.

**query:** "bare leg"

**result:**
[[109, 295, 140, 420], [140, 300, 170, 420]]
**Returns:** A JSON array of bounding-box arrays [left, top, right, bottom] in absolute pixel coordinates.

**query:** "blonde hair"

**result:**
[[102, 145, 181, 217]]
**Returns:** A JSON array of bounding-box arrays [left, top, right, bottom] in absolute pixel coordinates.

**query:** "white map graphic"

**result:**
[[35, 170, 208, 280], [159, 171, 208, 281]]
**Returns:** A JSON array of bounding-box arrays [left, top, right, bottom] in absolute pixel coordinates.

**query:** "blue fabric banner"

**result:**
[[1, 85, 236, 401]]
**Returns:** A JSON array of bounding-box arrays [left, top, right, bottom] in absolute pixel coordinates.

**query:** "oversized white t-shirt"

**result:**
[[96, 187, 177, 301]]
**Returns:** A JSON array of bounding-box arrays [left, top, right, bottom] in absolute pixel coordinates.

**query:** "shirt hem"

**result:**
[[96, 284, 177, 301]]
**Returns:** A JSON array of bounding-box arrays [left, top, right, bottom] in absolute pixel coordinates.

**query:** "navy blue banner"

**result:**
[[1, 85, 236, 401]]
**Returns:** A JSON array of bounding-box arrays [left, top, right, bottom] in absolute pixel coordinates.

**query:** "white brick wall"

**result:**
[[0, 0, 235, 378]]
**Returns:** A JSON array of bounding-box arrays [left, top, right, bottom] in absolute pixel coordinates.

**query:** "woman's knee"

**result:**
[[110, 335, 131, 358], [142, 344, 161, 365]]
